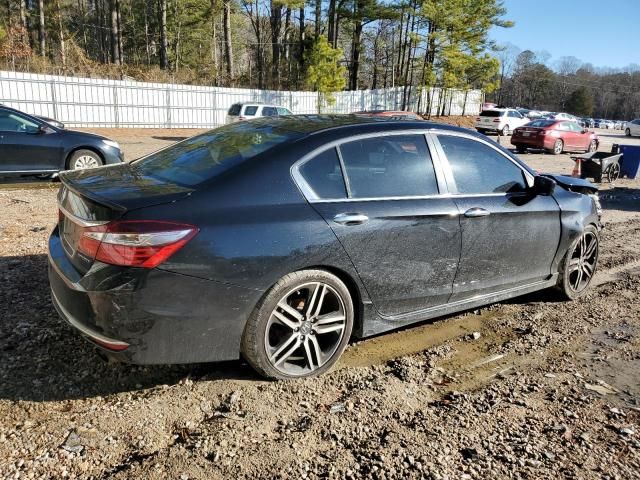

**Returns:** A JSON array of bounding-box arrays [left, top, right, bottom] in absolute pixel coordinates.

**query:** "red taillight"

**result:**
[[493, 118, 500, 123], [475, 117, 481, 121], [77, 220, 198, 268]]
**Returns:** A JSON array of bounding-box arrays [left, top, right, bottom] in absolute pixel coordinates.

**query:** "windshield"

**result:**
[[132, 121, 302, 186], [527, 119, 556, 128]]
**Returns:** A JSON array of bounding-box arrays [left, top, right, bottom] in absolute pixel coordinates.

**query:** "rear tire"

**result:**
[[549, 139, 564, 155], [241, 269, 354, 380], [67, 149, 104, 170], [556, 225, 599, 300], [515, 145, 527, 154]]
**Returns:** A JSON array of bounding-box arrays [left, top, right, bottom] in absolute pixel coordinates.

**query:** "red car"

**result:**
[[511, 119, 599, 155]]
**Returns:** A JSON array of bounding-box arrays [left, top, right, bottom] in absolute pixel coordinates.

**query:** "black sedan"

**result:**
[[0, 105, 123, 176], [48, 116, 601, 379]]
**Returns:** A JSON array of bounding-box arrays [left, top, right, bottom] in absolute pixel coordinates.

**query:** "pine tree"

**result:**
[[305, 36, 346, 112]]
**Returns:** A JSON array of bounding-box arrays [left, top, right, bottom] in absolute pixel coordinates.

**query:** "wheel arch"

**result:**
[[298, 265, 366, 338]]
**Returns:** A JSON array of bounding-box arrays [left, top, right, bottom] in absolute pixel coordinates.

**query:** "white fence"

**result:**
[[0, 71, 483, 128]]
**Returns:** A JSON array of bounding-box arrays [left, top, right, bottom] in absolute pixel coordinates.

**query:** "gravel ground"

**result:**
[[1, 126, 639, 479]]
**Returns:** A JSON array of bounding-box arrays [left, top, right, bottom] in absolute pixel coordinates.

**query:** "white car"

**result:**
[[626, 119, 640, 137], [226, 103, 293, 124], [475, 108, 530, 135], [549, 112, 579, 123]]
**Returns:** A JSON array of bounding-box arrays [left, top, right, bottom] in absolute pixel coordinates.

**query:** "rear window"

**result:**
[[528, 120, 555, 128], [243, 106, 258, 116], [228, 104, 241, 116], [480, 110, 503, 117], [131, 121, 302, 186]]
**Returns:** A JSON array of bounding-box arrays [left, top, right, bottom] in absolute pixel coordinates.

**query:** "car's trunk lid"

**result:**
[[57, 164, 195, 273]]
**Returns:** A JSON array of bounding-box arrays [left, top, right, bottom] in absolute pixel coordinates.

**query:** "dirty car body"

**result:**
[[48, 116, 601, 366]]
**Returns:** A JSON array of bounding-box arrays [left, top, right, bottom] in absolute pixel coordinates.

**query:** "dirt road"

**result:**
[[1, 127, 639, 479]]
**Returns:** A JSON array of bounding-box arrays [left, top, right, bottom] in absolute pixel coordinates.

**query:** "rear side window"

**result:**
[[339, 134, 438, 198], [438, 135, 527, 194], [480, 110, 503, 117], [243, 106, 258, 116], [299, 148, 346, 199], [228, 104, 241, 115], [132, 121, 303, 186]]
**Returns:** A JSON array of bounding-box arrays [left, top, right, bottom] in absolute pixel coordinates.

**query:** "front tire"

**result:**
[[500, 124, 511, 136], [556, 225, 599, 300], [67, 149, 103, 170], [588, 140, 598, 152], [241, 270, 354, 380], [626, 128, 632, 137]]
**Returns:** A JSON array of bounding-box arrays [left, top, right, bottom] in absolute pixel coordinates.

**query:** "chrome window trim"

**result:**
[[429, 129, 535, 194], [290, 129, 449, 203]]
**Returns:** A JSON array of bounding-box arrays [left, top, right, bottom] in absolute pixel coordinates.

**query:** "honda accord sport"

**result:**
[[48, 116, 602, 379]]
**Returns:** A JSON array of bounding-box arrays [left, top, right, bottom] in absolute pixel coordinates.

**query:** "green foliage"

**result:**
[[305, 36, 346, 112], [566, 86, 594, 116]]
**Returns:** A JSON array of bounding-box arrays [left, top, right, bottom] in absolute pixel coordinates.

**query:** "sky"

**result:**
[[490, 0, 640, 70]]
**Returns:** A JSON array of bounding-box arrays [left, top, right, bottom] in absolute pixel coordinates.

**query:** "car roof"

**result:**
[[241, 114, 474, 137]]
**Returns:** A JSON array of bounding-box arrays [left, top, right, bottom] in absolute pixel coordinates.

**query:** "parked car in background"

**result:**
[[36, 115, 65, 129], [48, 115, 602, 379], [0, 105, 123, 176], [626, 119, 640, 137], [511, 119, 599, 155], [517, 108, 544, 119], [548, 112, 579, 123], [475, 108, 530, 135], [226, 103, 293, 123], [354, 110, 423, 120]]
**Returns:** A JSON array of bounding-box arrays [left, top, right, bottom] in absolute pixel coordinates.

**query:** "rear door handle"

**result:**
[[464, 207, 491, 218], [333, 213, 369, 225]]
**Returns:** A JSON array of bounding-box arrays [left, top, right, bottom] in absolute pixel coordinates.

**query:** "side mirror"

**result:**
[[582, 129, 588, 134], [37, 124, 54, 134], [532, 175, 556, 196]]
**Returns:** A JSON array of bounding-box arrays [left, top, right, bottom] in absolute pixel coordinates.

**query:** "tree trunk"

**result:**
[[314, 0, 321, 40], [144, 0, 152, 64], [298, 6, 305, 88], [117, 0, 124, 63], [19, 0, 27, 29], [270, 2, 282, 89], [38, 0, 46, 57], [210, 0, 218, 84], [349, 20, 362, 90], [110, 0, 120, 64], [159, 0, 169, 69], [56, 0, 66, 70], [327, 0, 336, 45], [223, 1, 233, 82]]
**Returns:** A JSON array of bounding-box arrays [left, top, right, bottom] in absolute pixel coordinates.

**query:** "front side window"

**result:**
[[262, 107, 277, 116], [339, 134, 438, 198], [277, 107, 292, 115], [0, 110, 40, 133], [298, 148, 346, 199], [438, 135, 527, 195], [243, 106, 258, 116]]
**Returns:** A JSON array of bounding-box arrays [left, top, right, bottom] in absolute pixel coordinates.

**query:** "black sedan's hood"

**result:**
[[542, 174, 599, 194], [59, 163, 194, 212]]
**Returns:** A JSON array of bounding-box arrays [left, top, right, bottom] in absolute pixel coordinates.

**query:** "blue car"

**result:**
[[0, 105, 123, 176]]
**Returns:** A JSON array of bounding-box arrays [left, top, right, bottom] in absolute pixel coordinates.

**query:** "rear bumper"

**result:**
[[48, 226, 263, 364], [511, 136, 555, 149]]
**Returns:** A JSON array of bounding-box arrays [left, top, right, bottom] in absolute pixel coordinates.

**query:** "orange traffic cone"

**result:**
[[571, 158, 582, 178]]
